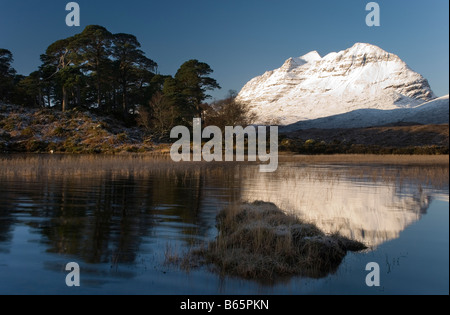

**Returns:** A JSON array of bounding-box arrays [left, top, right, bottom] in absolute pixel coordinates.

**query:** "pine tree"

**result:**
[[174, 60, 220, 119], [111, 33, 157, 117], [75, 25, 113, 110], [0, 49, 17, 103]]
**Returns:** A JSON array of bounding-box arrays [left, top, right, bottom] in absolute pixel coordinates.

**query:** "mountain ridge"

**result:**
[[237, 43, 437, 126]]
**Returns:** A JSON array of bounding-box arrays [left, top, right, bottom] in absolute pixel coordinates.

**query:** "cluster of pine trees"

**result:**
[[1, 25, 251, 137]]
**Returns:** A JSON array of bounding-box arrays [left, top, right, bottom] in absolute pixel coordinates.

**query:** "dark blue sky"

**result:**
[[0, 0, 448, 99]]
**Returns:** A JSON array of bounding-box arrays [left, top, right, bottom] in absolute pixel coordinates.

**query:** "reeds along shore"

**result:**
[[0, 154, 448, 188], [1, 153, 448, 169], [277, 154, 450, 165]]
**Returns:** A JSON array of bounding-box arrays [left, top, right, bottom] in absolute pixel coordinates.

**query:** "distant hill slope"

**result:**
[[283, 124, 449, 148], [282, 95, 449, 131]]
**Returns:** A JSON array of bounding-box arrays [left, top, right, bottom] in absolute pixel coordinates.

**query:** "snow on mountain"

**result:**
[[237, 43, 436, 125], [282, 95, 449, 131], [403, 95, 450, 125]]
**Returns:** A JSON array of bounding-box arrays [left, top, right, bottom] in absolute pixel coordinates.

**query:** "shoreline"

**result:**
[[1, 152, 449, 165]]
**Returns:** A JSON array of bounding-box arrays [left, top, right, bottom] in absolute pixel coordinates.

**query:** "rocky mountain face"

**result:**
[[237, 43, 437, 125]]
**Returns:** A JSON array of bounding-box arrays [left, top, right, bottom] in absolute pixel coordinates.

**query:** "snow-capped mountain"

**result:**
[[237, 43, 436, 125]]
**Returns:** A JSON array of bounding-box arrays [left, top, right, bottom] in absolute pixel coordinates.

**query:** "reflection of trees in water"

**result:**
[[33, 174, 150, 264], [0, 182, 16, 247], [38, 172, 203, 264], [0, 166, 240, 265]]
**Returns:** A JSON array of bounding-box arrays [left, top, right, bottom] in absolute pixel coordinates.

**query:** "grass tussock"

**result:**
[[172, 201, 366, 282]]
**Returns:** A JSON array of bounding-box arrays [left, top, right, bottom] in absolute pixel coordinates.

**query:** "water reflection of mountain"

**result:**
[[239, 166, 436, 248]]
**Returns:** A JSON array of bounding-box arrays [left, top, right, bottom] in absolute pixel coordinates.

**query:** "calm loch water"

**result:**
[[0, 156, 448, 294]]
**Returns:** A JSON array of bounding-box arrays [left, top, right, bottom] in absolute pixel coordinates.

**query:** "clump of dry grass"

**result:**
[[173, 201, 366, 282]]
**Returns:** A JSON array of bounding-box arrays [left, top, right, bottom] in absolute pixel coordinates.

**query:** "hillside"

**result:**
[[0, 103, 448, 155], [281, 123, 449, 154], [0, 104, 156, 154], [282, 95, 449, 131]]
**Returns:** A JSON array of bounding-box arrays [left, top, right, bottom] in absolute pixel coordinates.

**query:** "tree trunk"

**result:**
[[97, 86, 101, 109], [196, 103, 202, 120], [97, 57, 101, 109], [62, 86, 68, 112], [47, 92, 51, 108], [38, 88, 43, 108], [76, 85, 81, 108], [122, 82, 127, 117]]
